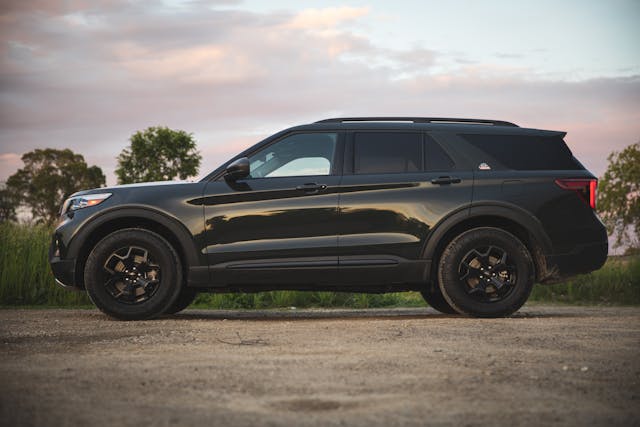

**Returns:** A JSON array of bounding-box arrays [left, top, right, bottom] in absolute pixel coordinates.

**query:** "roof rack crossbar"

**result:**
[[314, 117, 519, 127]]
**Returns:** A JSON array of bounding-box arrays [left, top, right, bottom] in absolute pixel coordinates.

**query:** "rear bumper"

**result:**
[[542, 240, 608, 283]]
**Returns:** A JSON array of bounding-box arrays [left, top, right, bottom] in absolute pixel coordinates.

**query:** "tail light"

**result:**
[[555, 178, 597, 209]]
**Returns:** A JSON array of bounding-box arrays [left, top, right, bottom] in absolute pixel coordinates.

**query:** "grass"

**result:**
[[1, 222, 638, 308], [191, 291, 426, 310], [0, 222, 91, 306], [529, 256, 640, 305]]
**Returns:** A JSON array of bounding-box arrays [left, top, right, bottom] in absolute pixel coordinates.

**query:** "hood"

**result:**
[[70, 180, 193, 197]]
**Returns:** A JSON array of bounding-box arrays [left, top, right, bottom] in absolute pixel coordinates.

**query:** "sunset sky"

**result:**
[[1, 0, 639, 185]]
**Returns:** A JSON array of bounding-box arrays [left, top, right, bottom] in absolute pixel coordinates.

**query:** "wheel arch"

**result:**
[[68, 207, 203, 289], [422, 203, 553, 284]]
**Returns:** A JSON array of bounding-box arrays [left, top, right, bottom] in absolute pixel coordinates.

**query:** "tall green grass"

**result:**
[[1, 222, 638, 308], [0, 222, 90, 306], [529, 256, 640, 305]]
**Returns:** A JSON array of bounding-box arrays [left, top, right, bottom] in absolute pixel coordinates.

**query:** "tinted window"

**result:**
[[425, 136, 454, 171], [461, 134, 581, 170], [354, 132, 421, 174], [248, 133, 337, 178]]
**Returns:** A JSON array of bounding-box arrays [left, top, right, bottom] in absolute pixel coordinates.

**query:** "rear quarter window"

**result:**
[[461, 134, 582, 170]]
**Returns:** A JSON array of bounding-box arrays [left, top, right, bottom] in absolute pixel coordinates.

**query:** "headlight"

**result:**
[[61, 193, 112, 215]]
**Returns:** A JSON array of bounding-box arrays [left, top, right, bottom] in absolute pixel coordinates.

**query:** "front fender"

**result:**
[[65, 205, 204, 268]]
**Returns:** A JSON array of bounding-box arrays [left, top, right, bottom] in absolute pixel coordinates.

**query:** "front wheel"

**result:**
[[84, 228, 183, 320], [438, 227, 534, 318], [164, 288, 198, 315]]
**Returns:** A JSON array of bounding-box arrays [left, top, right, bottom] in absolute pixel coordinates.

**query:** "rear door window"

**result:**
[[425, 135, 455, 171], [354, 132, 421, 174]]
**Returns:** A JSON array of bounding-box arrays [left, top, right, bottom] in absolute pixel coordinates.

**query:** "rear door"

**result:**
[[337, 131, 473, 286]]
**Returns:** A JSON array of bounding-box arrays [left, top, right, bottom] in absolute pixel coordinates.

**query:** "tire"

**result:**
[[420, 288, 457, 314], [164, 288, 198, 315], [437, 227, 534, 318], [84, 228, 183, 320]]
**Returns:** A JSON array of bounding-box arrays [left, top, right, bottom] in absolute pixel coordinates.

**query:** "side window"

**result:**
[[425, 135, 455, 171], [248, 133, 337, 178], [354, 132, 421, 174], [461, 134, 581, 170]]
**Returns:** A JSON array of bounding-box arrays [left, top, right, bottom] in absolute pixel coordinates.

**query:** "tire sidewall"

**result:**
[[438, 227, 534, 317], [164, 288, 198, 315], [420, 289, 458, 314], [84, 229, 182, 320]]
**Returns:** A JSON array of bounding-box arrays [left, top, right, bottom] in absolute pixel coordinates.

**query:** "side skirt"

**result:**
[[187, 256, 430, 292]]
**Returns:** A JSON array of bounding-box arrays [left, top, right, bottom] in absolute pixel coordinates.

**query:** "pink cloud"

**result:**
[[286, 6, 370, 30]]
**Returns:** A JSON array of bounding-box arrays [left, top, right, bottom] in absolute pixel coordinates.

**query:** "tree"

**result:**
[[116, 126, 201, 184], [598, 142, 640, 249], [6, 149, 106, 224], [0, 183, 17, 223]]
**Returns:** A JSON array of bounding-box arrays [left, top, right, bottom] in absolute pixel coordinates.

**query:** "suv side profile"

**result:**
[[49, 117, 608, 320]]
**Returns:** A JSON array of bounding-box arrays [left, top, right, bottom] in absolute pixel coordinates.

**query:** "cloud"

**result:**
[[286, 6, 370, 30], [0, 3, 638, 185]]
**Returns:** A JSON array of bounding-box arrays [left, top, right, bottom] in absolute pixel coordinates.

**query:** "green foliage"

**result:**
[[598, 142, 640, 248], [116, 126, 202, 184], [0, 184, 17, 223], [0, 222, 90, 306], [5, 148, 105, 224], [529, 256, 640, 305], [191, 291, 427, 309]]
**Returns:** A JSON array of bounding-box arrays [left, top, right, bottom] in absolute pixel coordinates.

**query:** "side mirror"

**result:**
[[224, 157, 250, 181]]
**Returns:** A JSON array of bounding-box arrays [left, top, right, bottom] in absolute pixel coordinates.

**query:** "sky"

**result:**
[[1, 0, 639, 185]]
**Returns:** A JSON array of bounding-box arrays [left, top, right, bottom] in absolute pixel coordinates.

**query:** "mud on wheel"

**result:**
[[84, 228, 182, 320], [437, 227, 534, 318]]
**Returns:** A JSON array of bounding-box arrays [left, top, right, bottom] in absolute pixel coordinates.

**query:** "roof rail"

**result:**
[[314, 117, 519, 127]]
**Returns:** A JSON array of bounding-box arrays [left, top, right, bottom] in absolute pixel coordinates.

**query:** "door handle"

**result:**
[[295, 183, 328, 193], [430, 176, 462, 185]]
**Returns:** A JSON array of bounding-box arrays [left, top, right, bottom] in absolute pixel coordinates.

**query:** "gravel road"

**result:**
[[1, 305, 639, 427]]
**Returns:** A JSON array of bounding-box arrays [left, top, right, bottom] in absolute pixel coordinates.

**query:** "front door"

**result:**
[[202, 132, 342, 287]]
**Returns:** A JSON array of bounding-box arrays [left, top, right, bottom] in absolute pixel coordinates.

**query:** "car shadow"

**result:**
[[166, 306, 582, 322]]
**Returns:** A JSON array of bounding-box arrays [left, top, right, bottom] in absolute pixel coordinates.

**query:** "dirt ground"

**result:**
[[0, 305, 639, 427]]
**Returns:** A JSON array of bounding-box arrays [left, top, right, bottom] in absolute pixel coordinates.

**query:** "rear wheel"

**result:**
[[420, 287, 457, 314], [438, 227, 534, 318], [84, 228, 182, 320]]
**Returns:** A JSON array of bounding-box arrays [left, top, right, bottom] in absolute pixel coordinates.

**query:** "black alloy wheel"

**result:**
[[84, 228, 182, 320], [102, 246, 161, 305], [437, 227, 534, 318], [458, 245, 516, 303]]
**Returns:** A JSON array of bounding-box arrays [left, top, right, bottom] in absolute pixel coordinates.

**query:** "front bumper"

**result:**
[[49, 231, 81, 289], [49, 257, 78, 288]]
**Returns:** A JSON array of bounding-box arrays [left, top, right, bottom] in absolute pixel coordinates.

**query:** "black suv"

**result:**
[[49, 117, 608, 319]]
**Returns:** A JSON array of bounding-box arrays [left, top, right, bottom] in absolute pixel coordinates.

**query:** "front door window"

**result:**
[[248, 133, 337, 178]]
